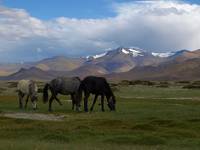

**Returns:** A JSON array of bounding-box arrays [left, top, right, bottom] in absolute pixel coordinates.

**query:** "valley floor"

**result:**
[[0, 82, 200, 150]]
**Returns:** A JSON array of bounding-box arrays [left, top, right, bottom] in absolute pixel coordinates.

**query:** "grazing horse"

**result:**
[[43, 76, 82, 112], [17, 80, 38, 110], [79, 76, 116, 112]]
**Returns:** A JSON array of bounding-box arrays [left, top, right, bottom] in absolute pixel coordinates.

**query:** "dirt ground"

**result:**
[[0, 112, 66, 121]]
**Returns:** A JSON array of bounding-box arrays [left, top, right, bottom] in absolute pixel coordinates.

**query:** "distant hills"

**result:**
[[107, 58, 200, 81], [1, 47, 200, 81], [35, 56, 85, 72]]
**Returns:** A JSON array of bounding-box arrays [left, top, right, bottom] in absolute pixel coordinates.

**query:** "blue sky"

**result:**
[[2, 0, 200, 19], [1, 0, 200, 62], [2, 0, 134, 19]]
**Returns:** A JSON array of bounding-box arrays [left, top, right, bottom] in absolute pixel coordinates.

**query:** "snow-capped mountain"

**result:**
[[83, 47, 200, 74], [84, 47, 167, 73], [1, 47, 200, 80], [87, 47, 181, 60], [87, 47, 145, 60]]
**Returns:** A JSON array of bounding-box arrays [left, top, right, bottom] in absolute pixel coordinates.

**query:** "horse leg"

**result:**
[[18, 91, 24, 109], [71, 94, 75, 110], [84, 93, 90, 112], [74, 92, 82, 112], [25, 94, 30, 109], [90, 94, 98, 111], [51, 90, 62, 106], [55, 96, 62, 106], [101, 95, 105, 112], [48, 95, 54, 112]]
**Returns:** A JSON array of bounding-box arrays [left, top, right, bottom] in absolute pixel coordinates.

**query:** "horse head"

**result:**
[[108, 95, 116, 111], [31, 93, 38, 110]]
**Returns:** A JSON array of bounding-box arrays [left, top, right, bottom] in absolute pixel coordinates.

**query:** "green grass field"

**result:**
[[1, 81, 200, 149]]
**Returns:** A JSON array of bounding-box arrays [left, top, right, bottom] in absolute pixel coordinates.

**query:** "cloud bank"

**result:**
[[0, 0, 200, 62]]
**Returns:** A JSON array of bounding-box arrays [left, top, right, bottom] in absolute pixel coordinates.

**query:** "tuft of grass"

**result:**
[[132, 123, 156, 131], [41, 133, 70, 143], [187, 118, 200, 122], [105, 135, 166, 146], [6, 81, 18, 88]]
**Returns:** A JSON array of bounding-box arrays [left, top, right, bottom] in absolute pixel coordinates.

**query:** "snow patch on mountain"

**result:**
[[121, 49, 129, 54], [152, 52, 175, 58], [121, 48, 144, 57], [93, 52, 107, 59], [86, 52, 107, 60]]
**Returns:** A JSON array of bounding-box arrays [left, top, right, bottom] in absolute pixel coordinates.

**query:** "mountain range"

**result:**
[[1, 47, 200, 81]]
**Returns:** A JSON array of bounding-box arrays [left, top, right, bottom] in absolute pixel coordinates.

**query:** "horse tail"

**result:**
[[43, 83, 50, 103]]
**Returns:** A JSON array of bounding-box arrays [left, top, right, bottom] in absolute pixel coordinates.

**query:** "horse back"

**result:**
[[51, 77, 81, 94], [17, 80, 38, 94]]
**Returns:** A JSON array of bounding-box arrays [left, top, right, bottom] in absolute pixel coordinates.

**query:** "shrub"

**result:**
[[175, 81, 190, 84], [119, 80, 131, 86], [7, 82, 18, 88], [182, 81, 200, 89], [110, 83, 118, 87], [156, 84, 169, 88], [192, 81, 200, 85], [156, 81, 170, 88], [159, 81, 169, 85], [110, 85, 118, 92], [183, 84, 200, 89], [130, 80, 156, 86]]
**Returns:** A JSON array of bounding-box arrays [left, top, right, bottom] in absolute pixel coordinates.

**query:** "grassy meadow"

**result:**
[[0, 80, 200, 149]]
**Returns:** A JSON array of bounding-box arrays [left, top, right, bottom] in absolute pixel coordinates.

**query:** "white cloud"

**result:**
[[0, 0, 200, 62]]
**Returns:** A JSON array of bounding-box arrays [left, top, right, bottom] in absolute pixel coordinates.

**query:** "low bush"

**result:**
[[175, 81, 190, 84], [156, 81, 170, 88], [119, 80, 131, 86], [182, 81, 200, 89], [156, 84, 169, 88], [183, 84, 200, 89], [130, 80, 156, 86], [7, 82, 17, 88]]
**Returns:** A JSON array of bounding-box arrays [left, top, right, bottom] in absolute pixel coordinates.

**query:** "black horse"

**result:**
[[43, 76, 82, 112], [79, 76, 116, 112]]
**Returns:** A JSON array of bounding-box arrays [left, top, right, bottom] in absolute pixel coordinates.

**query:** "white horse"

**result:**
[[17, 80, 38, 110]]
